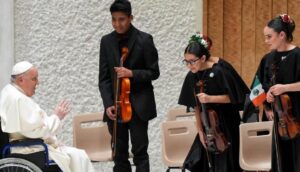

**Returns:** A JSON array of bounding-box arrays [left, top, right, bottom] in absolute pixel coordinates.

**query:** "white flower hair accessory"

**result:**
[[189, 32, 210, 50]]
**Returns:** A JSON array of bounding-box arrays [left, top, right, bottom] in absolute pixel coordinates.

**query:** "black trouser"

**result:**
[[107, 112, 149, 172]]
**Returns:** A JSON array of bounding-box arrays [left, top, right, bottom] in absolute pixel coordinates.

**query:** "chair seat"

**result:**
[[164, 156, 186, 167], [88, 150, 112, 161]]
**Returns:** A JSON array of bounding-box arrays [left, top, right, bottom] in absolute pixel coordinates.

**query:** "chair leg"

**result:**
[[166, 167, 170, 172]]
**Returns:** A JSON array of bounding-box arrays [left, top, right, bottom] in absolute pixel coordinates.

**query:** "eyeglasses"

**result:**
[[182, 58, 200, 65]]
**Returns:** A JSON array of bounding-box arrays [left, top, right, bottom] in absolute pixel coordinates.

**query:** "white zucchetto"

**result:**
[[11, 61, 33, 75]]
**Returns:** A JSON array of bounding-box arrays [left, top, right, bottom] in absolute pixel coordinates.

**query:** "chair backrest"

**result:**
[[167, 107, 195, 121], [161, 120, 197, 167], [73, 113, 112, 161], [239, 121, 273, 171]]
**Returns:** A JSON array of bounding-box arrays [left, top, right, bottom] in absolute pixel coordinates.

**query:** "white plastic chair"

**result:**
[[239, 121, 273, 171], [161, 120, 197, 172], [73, 113, 112, 161]]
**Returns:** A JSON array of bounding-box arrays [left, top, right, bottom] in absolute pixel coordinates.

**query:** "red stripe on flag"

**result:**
[[252, 92, 266, 107]]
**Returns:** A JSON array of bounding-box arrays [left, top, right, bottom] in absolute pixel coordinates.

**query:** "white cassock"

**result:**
[[0, 84, 95, 172]]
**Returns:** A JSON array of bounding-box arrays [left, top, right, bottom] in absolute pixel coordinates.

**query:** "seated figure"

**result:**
[[0, 61, 95, 172]]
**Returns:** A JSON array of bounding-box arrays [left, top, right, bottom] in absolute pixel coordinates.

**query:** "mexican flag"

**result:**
[[250, 76, 266, 107]]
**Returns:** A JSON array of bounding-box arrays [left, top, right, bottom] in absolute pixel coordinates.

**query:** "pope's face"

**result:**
[[19, 67, 39, 97], [111, 12, 132, 34]]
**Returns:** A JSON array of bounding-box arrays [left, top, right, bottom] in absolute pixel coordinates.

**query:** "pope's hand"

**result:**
[[54, 100, 71, 120]]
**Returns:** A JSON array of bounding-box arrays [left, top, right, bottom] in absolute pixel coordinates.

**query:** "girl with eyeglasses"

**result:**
[[178, 33, 249, 172]]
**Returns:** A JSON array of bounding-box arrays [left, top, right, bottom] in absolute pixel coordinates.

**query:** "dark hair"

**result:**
[[206, 37, 212, 50], [267, 14, 296, 42], [110, 0, 132, 16], [184, 41, 211, 60]]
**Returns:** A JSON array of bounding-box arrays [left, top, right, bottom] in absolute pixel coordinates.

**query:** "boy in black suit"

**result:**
[[98, 0, 160, 171]]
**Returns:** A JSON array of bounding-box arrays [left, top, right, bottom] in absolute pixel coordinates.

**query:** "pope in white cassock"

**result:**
[[0, 61, 95, 172]]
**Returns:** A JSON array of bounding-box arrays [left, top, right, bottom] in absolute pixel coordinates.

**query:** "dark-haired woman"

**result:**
[[179, 33, 249, 172], [255, 14, 300, 172]]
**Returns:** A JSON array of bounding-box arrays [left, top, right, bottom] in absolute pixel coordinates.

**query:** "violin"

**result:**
[[117, 47, 132, 123], [196, 80, 229, 154], [112, 47, 132, 159], [270, 65, 300, 140], [114, 47, 132, 123], [274, 95, 300, 139]]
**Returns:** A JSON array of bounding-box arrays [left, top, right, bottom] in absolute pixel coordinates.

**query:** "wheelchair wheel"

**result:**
[[0, 157, 42, 172]]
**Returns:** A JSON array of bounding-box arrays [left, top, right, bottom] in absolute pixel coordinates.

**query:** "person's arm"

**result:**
[[131, 34, 160, 82], [197, 93, 231, 104], [98, 37, 114, 109], [21, 100, 70, 139], [270, 82, 300, 95], [266, 82, 300, 103], [20, 114, 61, 139], [18, 100, 61, 139]]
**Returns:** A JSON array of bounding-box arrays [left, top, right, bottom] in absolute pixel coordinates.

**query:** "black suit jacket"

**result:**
[[99, 26, 160, 122]]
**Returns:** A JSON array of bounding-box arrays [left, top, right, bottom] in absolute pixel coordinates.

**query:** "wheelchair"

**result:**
[[0, 122, 61, 172]]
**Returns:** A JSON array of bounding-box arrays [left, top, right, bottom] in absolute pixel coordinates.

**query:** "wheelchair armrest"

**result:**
[[2, 138, 50, 166], [10, 138, 44, 145]]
